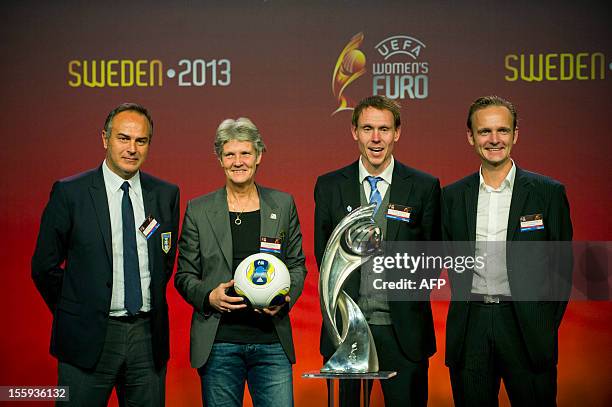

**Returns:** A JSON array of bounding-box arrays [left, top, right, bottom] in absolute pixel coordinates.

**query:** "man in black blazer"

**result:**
[[315, 95, 440, 406], [441, 96, 572, 406], [32, 103, 180, 406]]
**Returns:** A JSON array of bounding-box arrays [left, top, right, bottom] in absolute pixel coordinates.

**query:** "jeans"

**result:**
[[198, 342, 293, 407]]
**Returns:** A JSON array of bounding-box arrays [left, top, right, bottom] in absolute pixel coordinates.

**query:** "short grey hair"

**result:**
[[214, 117, 267, 159]]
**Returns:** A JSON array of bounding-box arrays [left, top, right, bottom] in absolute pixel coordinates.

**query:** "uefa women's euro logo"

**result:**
[[331, 32, 430, 115]]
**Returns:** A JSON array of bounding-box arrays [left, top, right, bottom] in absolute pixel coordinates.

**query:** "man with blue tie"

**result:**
[[32, 103, 180, 406], [314, 95, 441, 406]]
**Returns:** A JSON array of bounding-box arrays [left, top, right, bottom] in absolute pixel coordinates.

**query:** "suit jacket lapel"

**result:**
[[464, 173, 479, 241], [259, 186, 280, 244], [140, 173, 157, 272], [205, 188, 233, 271], [387, 163, 414, 241], [339, 161, 361, 216], [338, 162, 362, 297], [460, 173, 480, 291], [90, 167, 113, 265], [507, 167, 531, 241]]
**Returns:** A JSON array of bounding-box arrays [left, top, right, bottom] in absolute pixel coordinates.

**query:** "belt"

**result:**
[[109, 311, 151, 323], [470, 293, 512, 304]]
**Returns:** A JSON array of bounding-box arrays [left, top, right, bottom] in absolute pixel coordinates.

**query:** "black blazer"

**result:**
[[314, 160, 441, 361], [441, 167, 573, 370], [32, 166, 180, 370]]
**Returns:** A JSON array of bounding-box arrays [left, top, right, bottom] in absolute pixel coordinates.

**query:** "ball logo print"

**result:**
[[250, 259, 272, 285], [234, 253, 291, 308]]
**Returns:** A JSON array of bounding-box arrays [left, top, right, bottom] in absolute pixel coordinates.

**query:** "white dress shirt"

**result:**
[[472, 161, 516, 296], [358, 156, 394, 203], [102, 160, 151, 316]]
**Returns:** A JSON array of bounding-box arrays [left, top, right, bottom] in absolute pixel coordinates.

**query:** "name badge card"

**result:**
[[520, 214, 544, 232], [139, 215, 160, 239], [260, 237, 282, 253], [386, 204, 413, 223]]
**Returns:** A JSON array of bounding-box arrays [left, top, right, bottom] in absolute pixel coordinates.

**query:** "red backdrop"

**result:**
[[1, 1, 610, 406]]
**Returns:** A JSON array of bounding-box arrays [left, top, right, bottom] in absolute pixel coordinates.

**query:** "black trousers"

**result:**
[[329, 324, 429, 407], [57, 317, 166, 407], [449, 302, 557, 407]]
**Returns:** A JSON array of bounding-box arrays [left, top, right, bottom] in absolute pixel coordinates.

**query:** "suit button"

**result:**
[[106, 281, 112, 288]]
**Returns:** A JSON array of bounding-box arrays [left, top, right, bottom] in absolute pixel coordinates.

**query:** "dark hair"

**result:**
[[103, 102, 154, 141], [467, 96, 517, 131], [352, 95, 401, 129]]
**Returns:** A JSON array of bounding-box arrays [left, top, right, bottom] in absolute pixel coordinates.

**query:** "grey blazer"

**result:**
[[175, 185, 307, 368]]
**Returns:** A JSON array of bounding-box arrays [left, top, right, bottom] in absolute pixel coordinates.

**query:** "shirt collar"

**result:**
[[479, 159, 516, 192], [358, 156, 394, 185], [102, 160, 142, 198]]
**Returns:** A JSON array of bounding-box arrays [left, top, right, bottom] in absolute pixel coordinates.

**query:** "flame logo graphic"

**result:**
[[332, 32, 366, 115]]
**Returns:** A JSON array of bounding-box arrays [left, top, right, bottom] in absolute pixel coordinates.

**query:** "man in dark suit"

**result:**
[[32, 103, 180, 406], [315, 95, 440, 406], [441, 96, 573, 406]]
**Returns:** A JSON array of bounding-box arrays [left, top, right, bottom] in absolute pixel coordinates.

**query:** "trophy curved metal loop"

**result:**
[[319, 204, 382, 373]]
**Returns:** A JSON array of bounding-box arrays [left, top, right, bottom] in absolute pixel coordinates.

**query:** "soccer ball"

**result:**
[[233, 253, 291, 309]]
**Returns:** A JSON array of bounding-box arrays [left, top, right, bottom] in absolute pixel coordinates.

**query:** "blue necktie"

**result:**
[[121, 181, 142, 315], [367, 176, 383, 215]]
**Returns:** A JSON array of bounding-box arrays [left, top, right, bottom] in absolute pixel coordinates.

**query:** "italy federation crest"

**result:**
[[161, 232, 171, 254]]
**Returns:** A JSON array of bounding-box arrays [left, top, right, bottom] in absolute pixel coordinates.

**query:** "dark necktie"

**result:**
[[367, 176, 383, 215], [121, 181, 142, 315]]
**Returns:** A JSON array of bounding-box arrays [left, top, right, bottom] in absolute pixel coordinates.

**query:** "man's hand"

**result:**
[[208, 280, 247, 313], [256, 295, 290, 316]]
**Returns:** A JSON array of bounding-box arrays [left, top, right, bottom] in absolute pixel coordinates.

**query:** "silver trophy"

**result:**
[[319, 204, 382, 373]]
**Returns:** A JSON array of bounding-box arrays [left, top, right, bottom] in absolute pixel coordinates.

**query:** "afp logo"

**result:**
[[331, 32, 430, 115]]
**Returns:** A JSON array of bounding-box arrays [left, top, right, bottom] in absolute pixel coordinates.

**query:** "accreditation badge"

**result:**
[[520, 213, 544, 232], [139, 215, 160, 240], [260, 236, 282, 254], [386, 203, 413, 223], [161, 232, 172, 253]]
